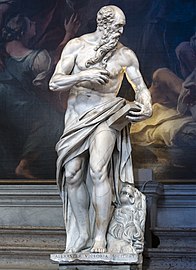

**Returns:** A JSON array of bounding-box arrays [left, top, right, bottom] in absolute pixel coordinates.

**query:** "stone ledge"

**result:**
[[0, 226, 65, 250], [51, 252, 141, 264], [144, 248, 196, 270], [0, 226, 64, 270]]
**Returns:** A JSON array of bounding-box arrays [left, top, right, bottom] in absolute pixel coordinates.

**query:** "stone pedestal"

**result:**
[[50, 249, 143, 270], [58, 264, 141, 270], [51, 252, 141, 264]]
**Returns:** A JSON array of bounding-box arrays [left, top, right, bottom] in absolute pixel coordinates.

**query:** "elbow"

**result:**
[[49, 81, 58, 91]]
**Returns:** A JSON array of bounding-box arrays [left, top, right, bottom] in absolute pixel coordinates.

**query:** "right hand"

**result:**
[[82, 68, 110, 85], [126, 101, 152, 122], [64, 13, 81, 38]]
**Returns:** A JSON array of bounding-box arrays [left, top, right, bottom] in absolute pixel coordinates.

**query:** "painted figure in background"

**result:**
[[0, 10, 80, 179], [0, 0, 18, 70], [50, 5, 152, 254], [176, 32, 196, 79], [0, 14, 62, 178]]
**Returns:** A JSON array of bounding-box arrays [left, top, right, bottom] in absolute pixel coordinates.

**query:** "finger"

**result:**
[[73, 13, 79, 22], [64, 16, 67, 25], [126, 115, 146, 122], [70, 13, 76, 21], [127, 110, 143, 116], [100, 69, 110, 76], [99, 75, 109, 83], [96, 78, 106, 85], [97, 75, 110, 84], [134, 101, 143, 108]]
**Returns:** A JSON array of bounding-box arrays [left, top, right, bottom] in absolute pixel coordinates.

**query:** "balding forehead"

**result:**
[[110, 6, 126, 25], [115, 14, 126, 25]]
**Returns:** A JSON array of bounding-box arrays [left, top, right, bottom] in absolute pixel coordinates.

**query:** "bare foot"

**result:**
[[15, 159, 37, 179], [91, 239, 106, 253], [65, 234, 90, 253]]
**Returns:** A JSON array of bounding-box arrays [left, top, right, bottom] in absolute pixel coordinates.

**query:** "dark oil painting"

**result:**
[[0, 0, 195, 182]]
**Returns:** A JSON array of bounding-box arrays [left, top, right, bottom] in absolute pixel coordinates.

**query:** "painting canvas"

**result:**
[[0, 0, 195, 183]]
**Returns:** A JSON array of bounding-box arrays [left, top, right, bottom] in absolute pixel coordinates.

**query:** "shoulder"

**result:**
[[32, 49, 51, 73], [117, 43, 139, 67], [62, 37, 85, 55], [33, 49, 51, 62]]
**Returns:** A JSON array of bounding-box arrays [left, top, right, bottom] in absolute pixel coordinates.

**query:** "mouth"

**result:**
[[113, 33, 120, 39]]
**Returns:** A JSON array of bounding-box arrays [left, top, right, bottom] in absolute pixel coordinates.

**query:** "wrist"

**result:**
[[65, 31, 74, 39], [79, 70, 89, 81]]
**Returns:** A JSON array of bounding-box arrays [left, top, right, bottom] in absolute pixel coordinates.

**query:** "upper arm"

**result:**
[[51, 38, 81, 78], [122, 48, 147, 91], [32, 50, 51, 75], [123, 48, 152, 108]]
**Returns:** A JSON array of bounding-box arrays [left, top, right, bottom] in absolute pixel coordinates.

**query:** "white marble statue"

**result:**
[[49, 5, 152, 256], [107, 184, 146, 254]]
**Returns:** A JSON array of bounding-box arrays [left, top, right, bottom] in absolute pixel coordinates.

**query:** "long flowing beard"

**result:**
[[85, 30, 120, 69]]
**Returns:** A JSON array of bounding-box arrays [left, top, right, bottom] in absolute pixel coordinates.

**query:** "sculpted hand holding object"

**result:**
[[49, 5, 152, 256]]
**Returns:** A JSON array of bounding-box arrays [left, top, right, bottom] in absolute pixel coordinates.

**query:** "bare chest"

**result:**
[[75, 47, 123, 79]]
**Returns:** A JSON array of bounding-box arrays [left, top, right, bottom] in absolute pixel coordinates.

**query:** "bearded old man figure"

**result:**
[[49, 5, 152, 254]]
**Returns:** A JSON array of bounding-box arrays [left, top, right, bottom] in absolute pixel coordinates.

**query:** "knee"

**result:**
[[65, 159, 83, 185], [89, 163, 107, 184], [152, 68, 170, 83], [175, 42, 191, 59]]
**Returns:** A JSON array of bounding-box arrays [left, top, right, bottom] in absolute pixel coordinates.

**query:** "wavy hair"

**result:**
[[1, 14, 27, 42], [96, 6, 115, 31], [85, 6, 117, 68]]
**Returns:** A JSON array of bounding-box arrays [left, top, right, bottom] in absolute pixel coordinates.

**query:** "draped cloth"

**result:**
[[131, 103, 193, 147], [55, 96, 134, 249]]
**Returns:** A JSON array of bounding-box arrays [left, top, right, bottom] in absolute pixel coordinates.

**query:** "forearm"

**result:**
[[126, 66, 151, 106], [49, 72, 84, 91], [130, 73, 152, 109], [49, 71, 94, 91], [135, 88, 152, 117], [49, 67, 110, 91], [135, 87, 151, 105]]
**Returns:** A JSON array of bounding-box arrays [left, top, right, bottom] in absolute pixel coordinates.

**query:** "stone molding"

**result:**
[[0, 182, 195, 270]]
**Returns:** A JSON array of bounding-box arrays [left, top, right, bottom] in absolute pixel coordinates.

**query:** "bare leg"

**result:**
[[65, 155, 90, 253], [89, 123, 116, 253]]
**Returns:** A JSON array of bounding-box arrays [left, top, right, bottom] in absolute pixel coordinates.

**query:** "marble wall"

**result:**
[[0, 176, 195, 270]]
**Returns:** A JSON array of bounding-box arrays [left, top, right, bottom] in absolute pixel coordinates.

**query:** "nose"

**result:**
[[119, 27, 123, 34]]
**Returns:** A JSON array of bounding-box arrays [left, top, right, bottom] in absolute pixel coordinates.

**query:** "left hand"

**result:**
[[126, 101, 152, 122]]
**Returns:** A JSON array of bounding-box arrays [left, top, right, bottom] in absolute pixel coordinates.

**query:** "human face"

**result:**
[[113, 22, 124, 37], [112, 16, 125, 38]]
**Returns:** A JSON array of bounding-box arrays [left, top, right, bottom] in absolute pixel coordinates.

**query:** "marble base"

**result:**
[[51, 252, 141, 264], [59, 265, 141, 270]]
